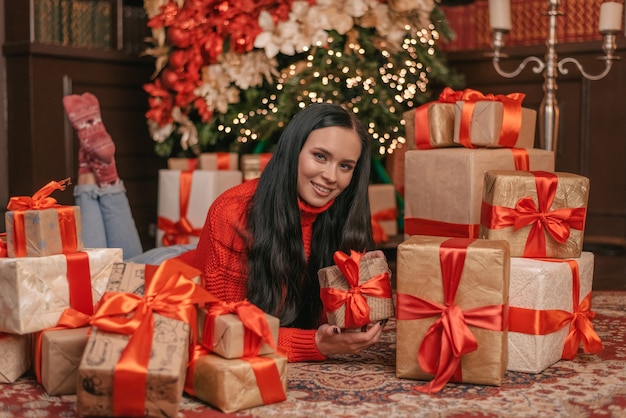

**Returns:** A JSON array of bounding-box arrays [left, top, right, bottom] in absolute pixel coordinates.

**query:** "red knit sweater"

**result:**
[[188, 178, 332, 362]]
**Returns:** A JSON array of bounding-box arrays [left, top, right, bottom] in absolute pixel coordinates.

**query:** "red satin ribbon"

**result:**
[[319, 250, 392, 329], [508, 259, 602, 359], [480, 171, 587, 257], [158, 171, 202, 246], [65, 252, 94, 316], [414, 87, 464, 149], [89, 258, 219, 416], [404, 217, 480, 238], [202, 300, 276, 357], [0, 233, 7, 258], [457, 89, 525, 148], [216, 152, 233, 170], [510, 148, 530, 171], [396, 238, 506, 393], [371, 208, 397, 243]]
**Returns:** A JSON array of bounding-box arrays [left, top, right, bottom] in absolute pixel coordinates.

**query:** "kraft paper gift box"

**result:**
[[5, 206, 84, 258], [0, 333, 31, 383], [396, 235, 509, 392], [76, 260, 211, 417], [0, 248, 123, 334], [318, 251, 394, 330], [481, 170, 589, 258], [507, 252, 599, 373], [452, 97, 537, 149], [198, 152, 239, 171], [240, 153, 273, 181], [403, 103, 457, 149], [368, 183, 398, 242], [167, 157, 199, 171], [186, 352, 288, 413], [404, 147, 554, 239], [39, 327, 89, 395], [156, 169, 243, 247]]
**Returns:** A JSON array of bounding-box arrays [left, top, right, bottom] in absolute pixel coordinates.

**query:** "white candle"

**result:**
[[489, 0, 512, 31], [599, 2, 624, 33]]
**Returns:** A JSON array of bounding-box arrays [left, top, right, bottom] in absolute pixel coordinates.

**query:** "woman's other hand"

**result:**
[[315, 321, 386, 357]]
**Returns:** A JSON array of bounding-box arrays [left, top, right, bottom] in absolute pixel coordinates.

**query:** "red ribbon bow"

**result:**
[[481, 171, 587, 257], [371, 208, 397, 244], [7, 178, 71, 210], [203, 300, 276, 357], [396, 238, 506, 393], [320, 250, 392, 329]]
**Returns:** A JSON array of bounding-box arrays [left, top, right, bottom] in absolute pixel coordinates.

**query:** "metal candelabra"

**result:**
[[489, 0, 621, 152]]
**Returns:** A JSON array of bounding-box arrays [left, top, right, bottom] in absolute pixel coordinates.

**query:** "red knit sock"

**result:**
[[63, 93, 119, 186], [78, 147, 90, 176]]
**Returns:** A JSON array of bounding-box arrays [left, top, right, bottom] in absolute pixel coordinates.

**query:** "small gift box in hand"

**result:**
[[318, 250, 394, 330]]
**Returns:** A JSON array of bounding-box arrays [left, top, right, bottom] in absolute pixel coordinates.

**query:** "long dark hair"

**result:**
[[246, 103, 374, 328]]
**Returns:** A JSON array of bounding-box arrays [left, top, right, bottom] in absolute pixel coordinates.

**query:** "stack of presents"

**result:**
[[0, 85, 603, 414]]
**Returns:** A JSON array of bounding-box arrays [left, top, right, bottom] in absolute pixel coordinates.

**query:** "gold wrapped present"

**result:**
[[76, 259, 218, 417], [0, 333, 31, 383], [481, 170, 589, 258], [508, 253, 601, 373], [0, 248, 123, 334], [404, 148, 554, 239], [186, 351, 287, 413], [396, 235, 509, 393], [39, 327, 89, 395], [318, 250, 394, 330], [403, 102, 457, 149], [198, 152, 239, 170], [368, 184, 398, 242], [5, 178, 83, 257], [240, 153, 272, 181], [453, 91, 537, 149], [197, 301, 279, 359]]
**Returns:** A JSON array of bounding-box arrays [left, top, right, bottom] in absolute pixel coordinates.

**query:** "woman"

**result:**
[[189, 102, 386, 362]]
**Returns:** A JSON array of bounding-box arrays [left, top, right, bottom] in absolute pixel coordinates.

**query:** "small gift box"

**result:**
[[156, 169, 243, 247], [76, 259, 218, 417], [452, 90, 537, 149], [0, 333, 31, 383], [5, 178, 84, 258], [198, 152, 239, 171], [403, 100, 457, 149], [396, 235, 509, 393], [368, 184, 398, 243], [167, 157, 199, 171], [508, 252, 601, 373], [39, 327, 89, 395], [240, 153, 272, 181], [0, 248, 123, 334], [185, 352, 288, 413], [404, 148, 554, 239], [197, 300, 279, 359], [318, 250, 394, 330], [481, 170, 589, 258]]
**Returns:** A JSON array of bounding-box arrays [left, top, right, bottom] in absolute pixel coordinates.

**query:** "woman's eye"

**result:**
[[340, 163, 355, 171], [314, 152, 326, 161]]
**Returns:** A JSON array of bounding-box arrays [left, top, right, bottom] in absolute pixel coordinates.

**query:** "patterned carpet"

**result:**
[[1, 291, 625, 418]]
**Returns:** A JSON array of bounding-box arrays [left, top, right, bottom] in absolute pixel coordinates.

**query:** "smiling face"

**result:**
[[297, 126, 362, 207]]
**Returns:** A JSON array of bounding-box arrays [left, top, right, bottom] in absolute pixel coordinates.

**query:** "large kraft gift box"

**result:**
[[0, 248, 123, 334], [481, 170, 589, 258], [39, 327, 90, 395], [0, 333, 31, 383], [186, 352, 288, 413], [368, 183, 398, 242], [508, 252, 600, 373], [452, 95, 537, 149], [318, 251, 394, 330], [76, 260, 210, 417], [404, 147, 554, 239], [197, 301, 279, 359], [396, 235, 509, 392], [156, 169, 243, 247]]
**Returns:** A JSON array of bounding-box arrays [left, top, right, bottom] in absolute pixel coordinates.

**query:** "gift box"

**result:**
[[0, 333, 31, 383], [404, 147, 554, 239], [507, 252, 600, 373], [0, 248, 123, 334], [240, 153, 272, 181], [4, 178, 84, 258], [368, 184, 398, 242], [198, 152, 239, 171], [197, 301, 279, 359], [403, 102, 457, 149], [5, 206, 84, 258], [167, 157, 199, 171], [396, 235, 509, 392], [39, 327, 89, 395], [76, 260, 214, 417], [384, 144, 406, 196], [318, 251, 394, 330], [453, 94, 537, 149], [156, 169, 243, 247], [186, 352, 288, 413], [481, 170, 589, 258]]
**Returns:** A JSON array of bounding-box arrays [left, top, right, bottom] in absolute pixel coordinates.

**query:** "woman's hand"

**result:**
[[315, 321, 386, 357]]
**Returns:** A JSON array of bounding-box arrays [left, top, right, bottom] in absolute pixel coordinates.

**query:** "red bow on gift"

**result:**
[[7, 178, 71, 210], [371, 208, 397, 244]]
